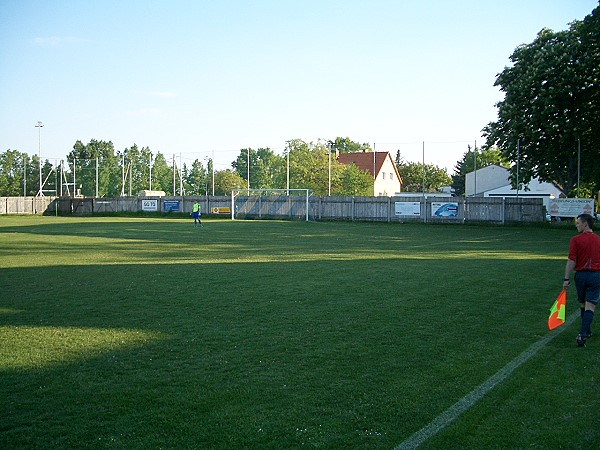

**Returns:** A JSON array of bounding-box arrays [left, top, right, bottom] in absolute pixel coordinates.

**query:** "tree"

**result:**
[[451, 146, 508, 196], [25, 154, 40, 196], [232, 147, 286, 189], [123, 144, 154, 195], [337, 163, 373, 196], [483, 6, 600, 196], [213, 169, 246, 195], [330, 137, 372, 154], [0, 150, 27, 196], [184, 159, 209, 195], [67, 140, 120, 197], [286, 139, 323, 195], [150, 153, 173, 194], [394, 150, 406, 167], [397, 162, 451, 192], [394, 150, 451, 192]]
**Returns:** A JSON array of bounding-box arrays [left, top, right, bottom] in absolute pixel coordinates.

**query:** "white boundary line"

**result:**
[[394, 309, 579, 450]]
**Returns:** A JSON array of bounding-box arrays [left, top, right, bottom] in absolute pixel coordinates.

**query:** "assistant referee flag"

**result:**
[[548, 289, 567, 330]]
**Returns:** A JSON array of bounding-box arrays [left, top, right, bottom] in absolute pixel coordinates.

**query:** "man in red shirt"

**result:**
[[563, 213, 600, 347]]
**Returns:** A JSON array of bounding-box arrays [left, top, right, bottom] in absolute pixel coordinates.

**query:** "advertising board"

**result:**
[[395, 202, 421, 216], [142, 199, 158, 212], [547, 198, 594, 218], [162, 200, 180, 212], [431, 202, 459, 217]]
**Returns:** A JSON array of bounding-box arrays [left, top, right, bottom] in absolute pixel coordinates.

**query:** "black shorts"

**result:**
[[574, 271, 600, 305]]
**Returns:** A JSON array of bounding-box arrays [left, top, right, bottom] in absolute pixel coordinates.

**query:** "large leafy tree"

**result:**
[[0, 150, 27, 196], [232, 147, 286, 189], [287, 139, 327, 195], [451, 146, 508, 196], [122, 144, 154, 195], [183, 159, 209, 195], [213, 169, 246, 195], [330, 137, 372, 154], [394, 151, 451, 192], [150, 153, 174, 194], [483, 6, 600, 196], [337, 163, 373, 196], [397, 161, 451, 192], [286, 139, 355, 196], [67, 140, 120, 197], [24, 154, 40, 196]]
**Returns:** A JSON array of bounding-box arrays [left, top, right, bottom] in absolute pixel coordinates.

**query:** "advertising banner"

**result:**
[[162, 200, 181, 212], [142, 199, 158, 212], [211, 207, 231, 214], [395, 202, 421, 216], [547, 198, 594, 218], [431, 202, 459, 217]]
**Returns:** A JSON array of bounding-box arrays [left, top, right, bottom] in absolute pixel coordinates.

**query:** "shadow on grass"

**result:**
[[0, 219, 579, 448]]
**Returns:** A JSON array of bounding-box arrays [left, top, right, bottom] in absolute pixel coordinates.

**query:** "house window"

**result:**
[[382, 172, 386, 180], [390, 173, 394, 180]]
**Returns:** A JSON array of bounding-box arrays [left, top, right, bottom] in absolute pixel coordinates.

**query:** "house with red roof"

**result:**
[[337, 151, 402, 196]]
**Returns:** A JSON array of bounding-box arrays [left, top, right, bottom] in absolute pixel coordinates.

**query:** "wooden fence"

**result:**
[[0, 195, 546, 224]]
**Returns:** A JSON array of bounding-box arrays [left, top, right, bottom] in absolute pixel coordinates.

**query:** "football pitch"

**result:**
[[1, 215, 598, 449]]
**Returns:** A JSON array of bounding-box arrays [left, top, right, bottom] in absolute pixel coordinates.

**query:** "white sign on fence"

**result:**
[[395, 202, 421, 216], [142, 199, 158, 212], [547, 198, 594, 217]]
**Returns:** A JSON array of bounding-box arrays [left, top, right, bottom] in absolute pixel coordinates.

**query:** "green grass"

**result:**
[[1, 216, 598, 449]]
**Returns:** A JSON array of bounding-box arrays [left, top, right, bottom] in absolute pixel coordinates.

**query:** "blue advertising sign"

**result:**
[[162, 200, 180, 212], [432, 202, 458, 217]]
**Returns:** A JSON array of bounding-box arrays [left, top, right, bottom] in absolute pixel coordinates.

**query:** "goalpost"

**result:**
[[231, 189, 312, 221]]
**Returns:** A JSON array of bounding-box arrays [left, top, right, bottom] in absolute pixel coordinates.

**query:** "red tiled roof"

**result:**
[[337, 152, 401, 182]]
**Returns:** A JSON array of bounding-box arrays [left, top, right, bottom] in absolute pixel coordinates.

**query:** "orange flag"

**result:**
[[548, 289, 567, 330]]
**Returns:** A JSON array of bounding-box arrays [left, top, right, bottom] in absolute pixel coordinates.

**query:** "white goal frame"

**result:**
[[230, 189, 312, 221]]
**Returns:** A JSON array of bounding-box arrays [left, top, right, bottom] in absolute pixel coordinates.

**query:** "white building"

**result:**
[[465, 165, 563, 210], [337, 152, 402, 196]]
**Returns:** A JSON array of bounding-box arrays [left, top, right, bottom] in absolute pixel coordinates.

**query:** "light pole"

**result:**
[[247, 148, 250, 194], [204, 155, 214, 196], [149, 152, 153, 190], [577, 139, 581, 198], [35, 121, 43, 196], [327, 141, 332, 196]]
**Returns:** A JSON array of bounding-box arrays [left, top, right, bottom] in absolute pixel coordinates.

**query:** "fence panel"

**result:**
[[0, 195, 547, 224], [466, 197, 504, 222], [319, 196, 353, 220], [504, 198, 544, 222], [353, 196, 390, 221]]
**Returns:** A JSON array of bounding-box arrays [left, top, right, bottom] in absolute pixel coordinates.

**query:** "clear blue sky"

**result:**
[[0, 0, 597, 174]]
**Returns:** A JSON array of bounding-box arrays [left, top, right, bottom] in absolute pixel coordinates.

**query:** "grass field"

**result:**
[[1, 215, 598, 449]]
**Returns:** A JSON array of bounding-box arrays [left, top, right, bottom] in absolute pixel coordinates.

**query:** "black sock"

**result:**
[[581, 310, 594, 336], [581, 307, 585, 320]]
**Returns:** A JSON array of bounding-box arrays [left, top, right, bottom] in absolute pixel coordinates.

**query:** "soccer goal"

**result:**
[[230, 189, 312, 221]]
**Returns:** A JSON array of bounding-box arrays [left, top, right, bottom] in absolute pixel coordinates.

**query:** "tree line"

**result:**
[[0, 137, 457, 198]]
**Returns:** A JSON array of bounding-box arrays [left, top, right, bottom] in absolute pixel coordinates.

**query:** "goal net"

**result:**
[[230, 189, 312, 221]]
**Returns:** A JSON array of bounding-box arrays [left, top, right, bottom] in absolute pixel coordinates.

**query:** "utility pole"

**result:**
[[35, 121, 43, 196]]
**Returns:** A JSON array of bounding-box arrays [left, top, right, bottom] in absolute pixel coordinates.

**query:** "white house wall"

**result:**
[[465, 165, 510, 196], [484, 178, 563, 211], [375, 157, 401, 196]]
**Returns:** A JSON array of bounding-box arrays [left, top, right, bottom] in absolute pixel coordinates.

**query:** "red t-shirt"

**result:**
[[569, 231, 600, 271]]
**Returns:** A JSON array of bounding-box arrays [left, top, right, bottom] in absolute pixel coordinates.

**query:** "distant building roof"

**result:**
[[138, 190, 166, 197], [337, 151, 400, 180]]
